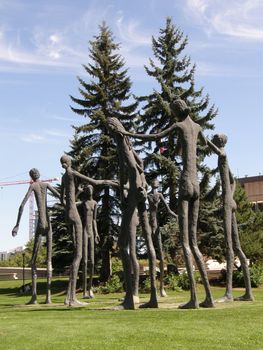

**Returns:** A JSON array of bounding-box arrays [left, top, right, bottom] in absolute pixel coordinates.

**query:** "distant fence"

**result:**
[[0, 267, 47, 280]]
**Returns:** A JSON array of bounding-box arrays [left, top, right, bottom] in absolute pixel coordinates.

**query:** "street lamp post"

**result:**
[[22, 252, 25, 293]]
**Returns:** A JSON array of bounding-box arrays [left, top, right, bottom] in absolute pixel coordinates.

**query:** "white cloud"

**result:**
[[20, 133, 46, 143], [116, 16, 151, 48], [186, 0, 263, 41]]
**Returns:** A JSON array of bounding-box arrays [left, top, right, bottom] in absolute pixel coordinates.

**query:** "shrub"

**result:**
[[100, 274, 123, 294], [233, 264, 263, 288]]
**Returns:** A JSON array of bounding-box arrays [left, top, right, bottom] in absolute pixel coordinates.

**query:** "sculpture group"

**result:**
[[12, 98, 254, 309]]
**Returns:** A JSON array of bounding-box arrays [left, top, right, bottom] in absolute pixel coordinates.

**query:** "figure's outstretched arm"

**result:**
[[12, 186, 33, 236], [47, 183, 60, 199], [73, 170, 119, 188], [159, 193, 178, 220], [206, 138, 223, 156], [122, 123, 178, 141], [60, 178, 66, 207]]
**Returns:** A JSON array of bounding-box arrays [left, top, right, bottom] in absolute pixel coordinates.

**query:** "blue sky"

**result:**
[[1, 0, 263, 251]]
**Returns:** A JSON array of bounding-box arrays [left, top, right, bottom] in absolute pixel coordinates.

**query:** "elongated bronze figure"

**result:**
[[148, 179, 177, 297], [78, 185, 100, 299], [60, 155, 118, 306], [122, 98, 214, 309], [107, 117, 158, 309], [12, 168, 59, 304], [208, 134, 254, 302]]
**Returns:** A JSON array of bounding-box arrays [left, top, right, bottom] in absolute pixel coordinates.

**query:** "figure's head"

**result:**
[[172, 98, 190, 121], [60, 154, 72, 169], [86, 184, 93, 197], [29, 168, 40, 181], [151, 179, 159, 189], [107, 117, 126, 136], [212, 134, 228, 148]]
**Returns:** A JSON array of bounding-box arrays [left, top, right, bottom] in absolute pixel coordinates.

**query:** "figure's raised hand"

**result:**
[[12, 225, 19, 237], [95, 234, 100, 244]]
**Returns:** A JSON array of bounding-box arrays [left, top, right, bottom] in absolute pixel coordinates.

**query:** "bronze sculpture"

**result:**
[[122, 98, 214, 308], [60, 154, 118, 306], [77, 185, 100, 299], [107, 117, 158, 309], [12, 168, 60, 304], [148, 179, 177, 297], [208, 134, 254, 302]]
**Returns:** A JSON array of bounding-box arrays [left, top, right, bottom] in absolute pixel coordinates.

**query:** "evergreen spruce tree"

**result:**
[[66, 23, 137, 280]]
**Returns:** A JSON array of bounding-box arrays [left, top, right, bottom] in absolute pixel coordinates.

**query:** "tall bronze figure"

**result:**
[[107, 117, 158, 309], [208, 134, 254, 302], [78, 185, 100, 299], [122, 98, 214, 308], [12, 168, 60, 304], [148, 179, 177, 297], [60, 155, 117, 306]]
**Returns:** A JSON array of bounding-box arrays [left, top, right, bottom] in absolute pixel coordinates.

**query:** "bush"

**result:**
[[233, 264, 263, 288], [164, 273, 182, 291], [141, 276, 151, 293], [100, 274, 123, 294], [164, 272, 201, 291]]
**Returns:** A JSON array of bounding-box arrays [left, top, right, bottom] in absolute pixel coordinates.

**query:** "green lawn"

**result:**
[[0, 279, 262, 350]]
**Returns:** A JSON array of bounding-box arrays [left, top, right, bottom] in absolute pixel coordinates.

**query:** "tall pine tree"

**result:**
[[69, 23, 138, 279]]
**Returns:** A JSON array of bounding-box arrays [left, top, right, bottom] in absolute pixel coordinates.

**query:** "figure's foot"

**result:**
[[26, 298, 37, 305], [160, 289, 167, 298], [133, 295, 140, 304], [178, 300, 198, 309], [44, 299, 52, 305], [215, 296, 233, 303], [199, 299, 215, 308], [234, 294, 254, 302], [69, 299, 88, 307], [139, 300, 158, 309], [88, 290, 94, 299]]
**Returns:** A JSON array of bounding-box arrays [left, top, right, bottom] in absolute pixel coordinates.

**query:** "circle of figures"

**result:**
[[12, 98, 254, 309]]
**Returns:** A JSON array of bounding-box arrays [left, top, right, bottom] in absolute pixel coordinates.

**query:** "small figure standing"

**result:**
[[208, 134, 254, 302], [148, 179, 177, 297], [12, 168, 60, 304], [78, 185, 100, 299]]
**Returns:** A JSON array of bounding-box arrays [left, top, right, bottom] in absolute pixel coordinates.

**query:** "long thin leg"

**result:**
[[154, 228, 167, 297], [221, 207, 234, 301], [118, 201, 137, 310], [178, 199, 198, 309], [28, 232, 42, 305], [189, 198, 214, 308], [129, 211, 139, 301], [65, 218, 83, 306], [138, 200, 158, 308], [45, 222, 52, 304], [88, 235, 95, 298], [82, 229, 88, 298], [232, 213, 254, 301]]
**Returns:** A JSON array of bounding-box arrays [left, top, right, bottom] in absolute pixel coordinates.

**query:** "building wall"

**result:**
[[238, 175, 263, 203]]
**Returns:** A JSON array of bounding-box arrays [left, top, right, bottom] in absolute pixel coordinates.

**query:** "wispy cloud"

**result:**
[[186, 0, 263, 41], [20, 133, 46, 143]]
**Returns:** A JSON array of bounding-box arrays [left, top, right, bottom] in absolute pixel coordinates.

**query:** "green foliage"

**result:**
[[0, 238, 46, 268], [141, 276, 151, 293], [111, 257, 123, 274], [164, 273, 182, 291], [99, 274, 123, 294], [233, 264, 263, 288], [235, 183, 263, 264], [164, 272, 201, 291]]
